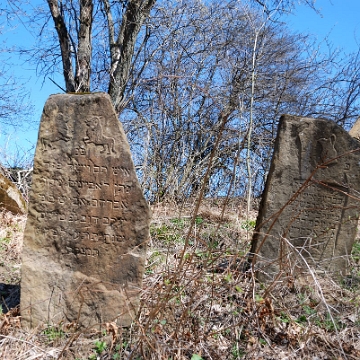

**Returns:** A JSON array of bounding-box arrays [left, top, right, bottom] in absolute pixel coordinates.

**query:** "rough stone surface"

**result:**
[[250, 115, 360, 281], [21, 93, 150, 328], [0, 173, 27, 214], [349, 117, 360, 140]]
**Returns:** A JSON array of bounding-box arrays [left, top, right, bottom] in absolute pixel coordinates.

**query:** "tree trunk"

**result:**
[[47, 0, 76, 92], [104, 0, 156, 114], [47, 0, 93, 93], [75, 0, 93, 92]]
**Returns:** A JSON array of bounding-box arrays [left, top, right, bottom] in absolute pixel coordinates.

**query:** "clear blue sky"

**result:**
[[288, 0, 360, 54], [1, 0, 360, 166]]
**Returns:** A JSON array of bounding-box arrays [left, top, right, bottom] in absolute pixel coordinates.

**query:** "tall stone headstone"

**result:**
[[250, 115, 360, 281], [21, 93, 150, 328]]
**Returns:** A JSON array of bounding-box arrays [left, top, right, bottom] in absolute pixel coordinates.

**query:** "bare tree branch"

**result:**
[[46, 0, 76, 92], [107, 0, 156, 113]]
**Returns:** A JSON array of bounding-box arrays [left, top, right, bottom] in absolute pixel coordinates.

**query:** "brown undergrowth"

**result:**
[[1, 203, 360, 359]]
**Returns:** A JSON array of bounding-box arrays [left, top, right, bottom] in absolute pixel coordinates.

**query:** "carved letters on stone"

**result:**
[[21, 93, 150, 328], [250, 115, 360, 281]]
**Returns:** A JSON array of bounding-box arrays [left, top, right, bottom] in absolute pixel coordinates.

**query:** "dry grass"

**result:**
[[1, 202, 360, 359]]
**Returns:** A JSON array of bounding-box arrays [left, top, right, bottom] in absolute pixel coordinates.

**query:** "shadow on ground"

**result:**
[[0, 283, 20, 312]]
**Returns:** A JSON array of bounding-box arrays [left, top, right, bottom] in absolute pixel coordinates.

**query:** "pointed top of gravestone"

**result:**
[[21, 93, 150, 328]]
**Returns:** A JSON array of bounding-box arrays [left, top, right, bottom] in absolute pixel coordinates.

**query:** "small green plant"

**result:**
[[0, 237, 11, 251], [342, 275, 354, 290], [316, 313, 343, 332], [296, 304, 317, 324], [195, 216, 204, 225], [170, 217, 186, 228], [352, 240, 360, 262], [150, 224, 184, 244], [209, 239, 220, 249], [194, 250, 210, 259], [235, 285, 242, 293], [241, 219, 256, 231], [94, 340, 107, 353], [231, 343, 245, 359], [112, 342, 130, 359], [259, 338, 267, 345], [43, 325, 64, 343], [278, 312, 290, 323], [295, 304, 342, 332], [296, 314, 307, 324], [302, 305, 317, 316], [89, 340, 107, 359], [297, 292, 306, 303], [191, 354, 203, 360]]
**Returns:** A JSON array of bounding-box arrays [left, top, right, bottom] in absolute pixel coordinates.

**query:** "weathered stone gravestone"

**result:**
[[0, 173, 27, 214], [349, 116, 360, 140], [250, 115, 360, 281], [21, 93, 150, 328]]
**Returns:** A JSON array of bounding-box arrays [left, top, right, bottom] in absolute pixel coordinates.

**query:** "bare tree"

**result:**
[[252, 0, 317, 13], [26, 0, 156, 114], [120, 0, 350, 203], [102, 0, 156, 112], [305, 47, 360, 128], [17, 0, 359, 203], [26, 0, 319, 111]]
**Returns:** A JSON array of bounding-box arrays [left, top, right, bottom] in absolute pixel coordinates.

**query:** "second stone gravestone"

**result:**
[[21, 93, 150, 328], [0, 172, 27, 214], [250, 115, 360, 281]]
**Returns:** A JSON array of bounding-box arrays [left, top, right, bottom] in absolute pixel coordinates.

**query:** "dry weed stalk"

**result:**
[[0, 191, 360, 358]]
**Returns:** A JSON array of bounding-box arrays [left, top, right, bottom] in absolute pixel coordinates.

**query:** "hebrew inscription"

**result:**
[[21, 93, 150, 329], [250, 115, 360, 281]]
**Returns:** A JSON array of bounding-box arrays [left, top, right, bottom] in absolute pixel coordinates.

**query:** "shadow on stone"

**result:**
[[0, 283, 20, 313]]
